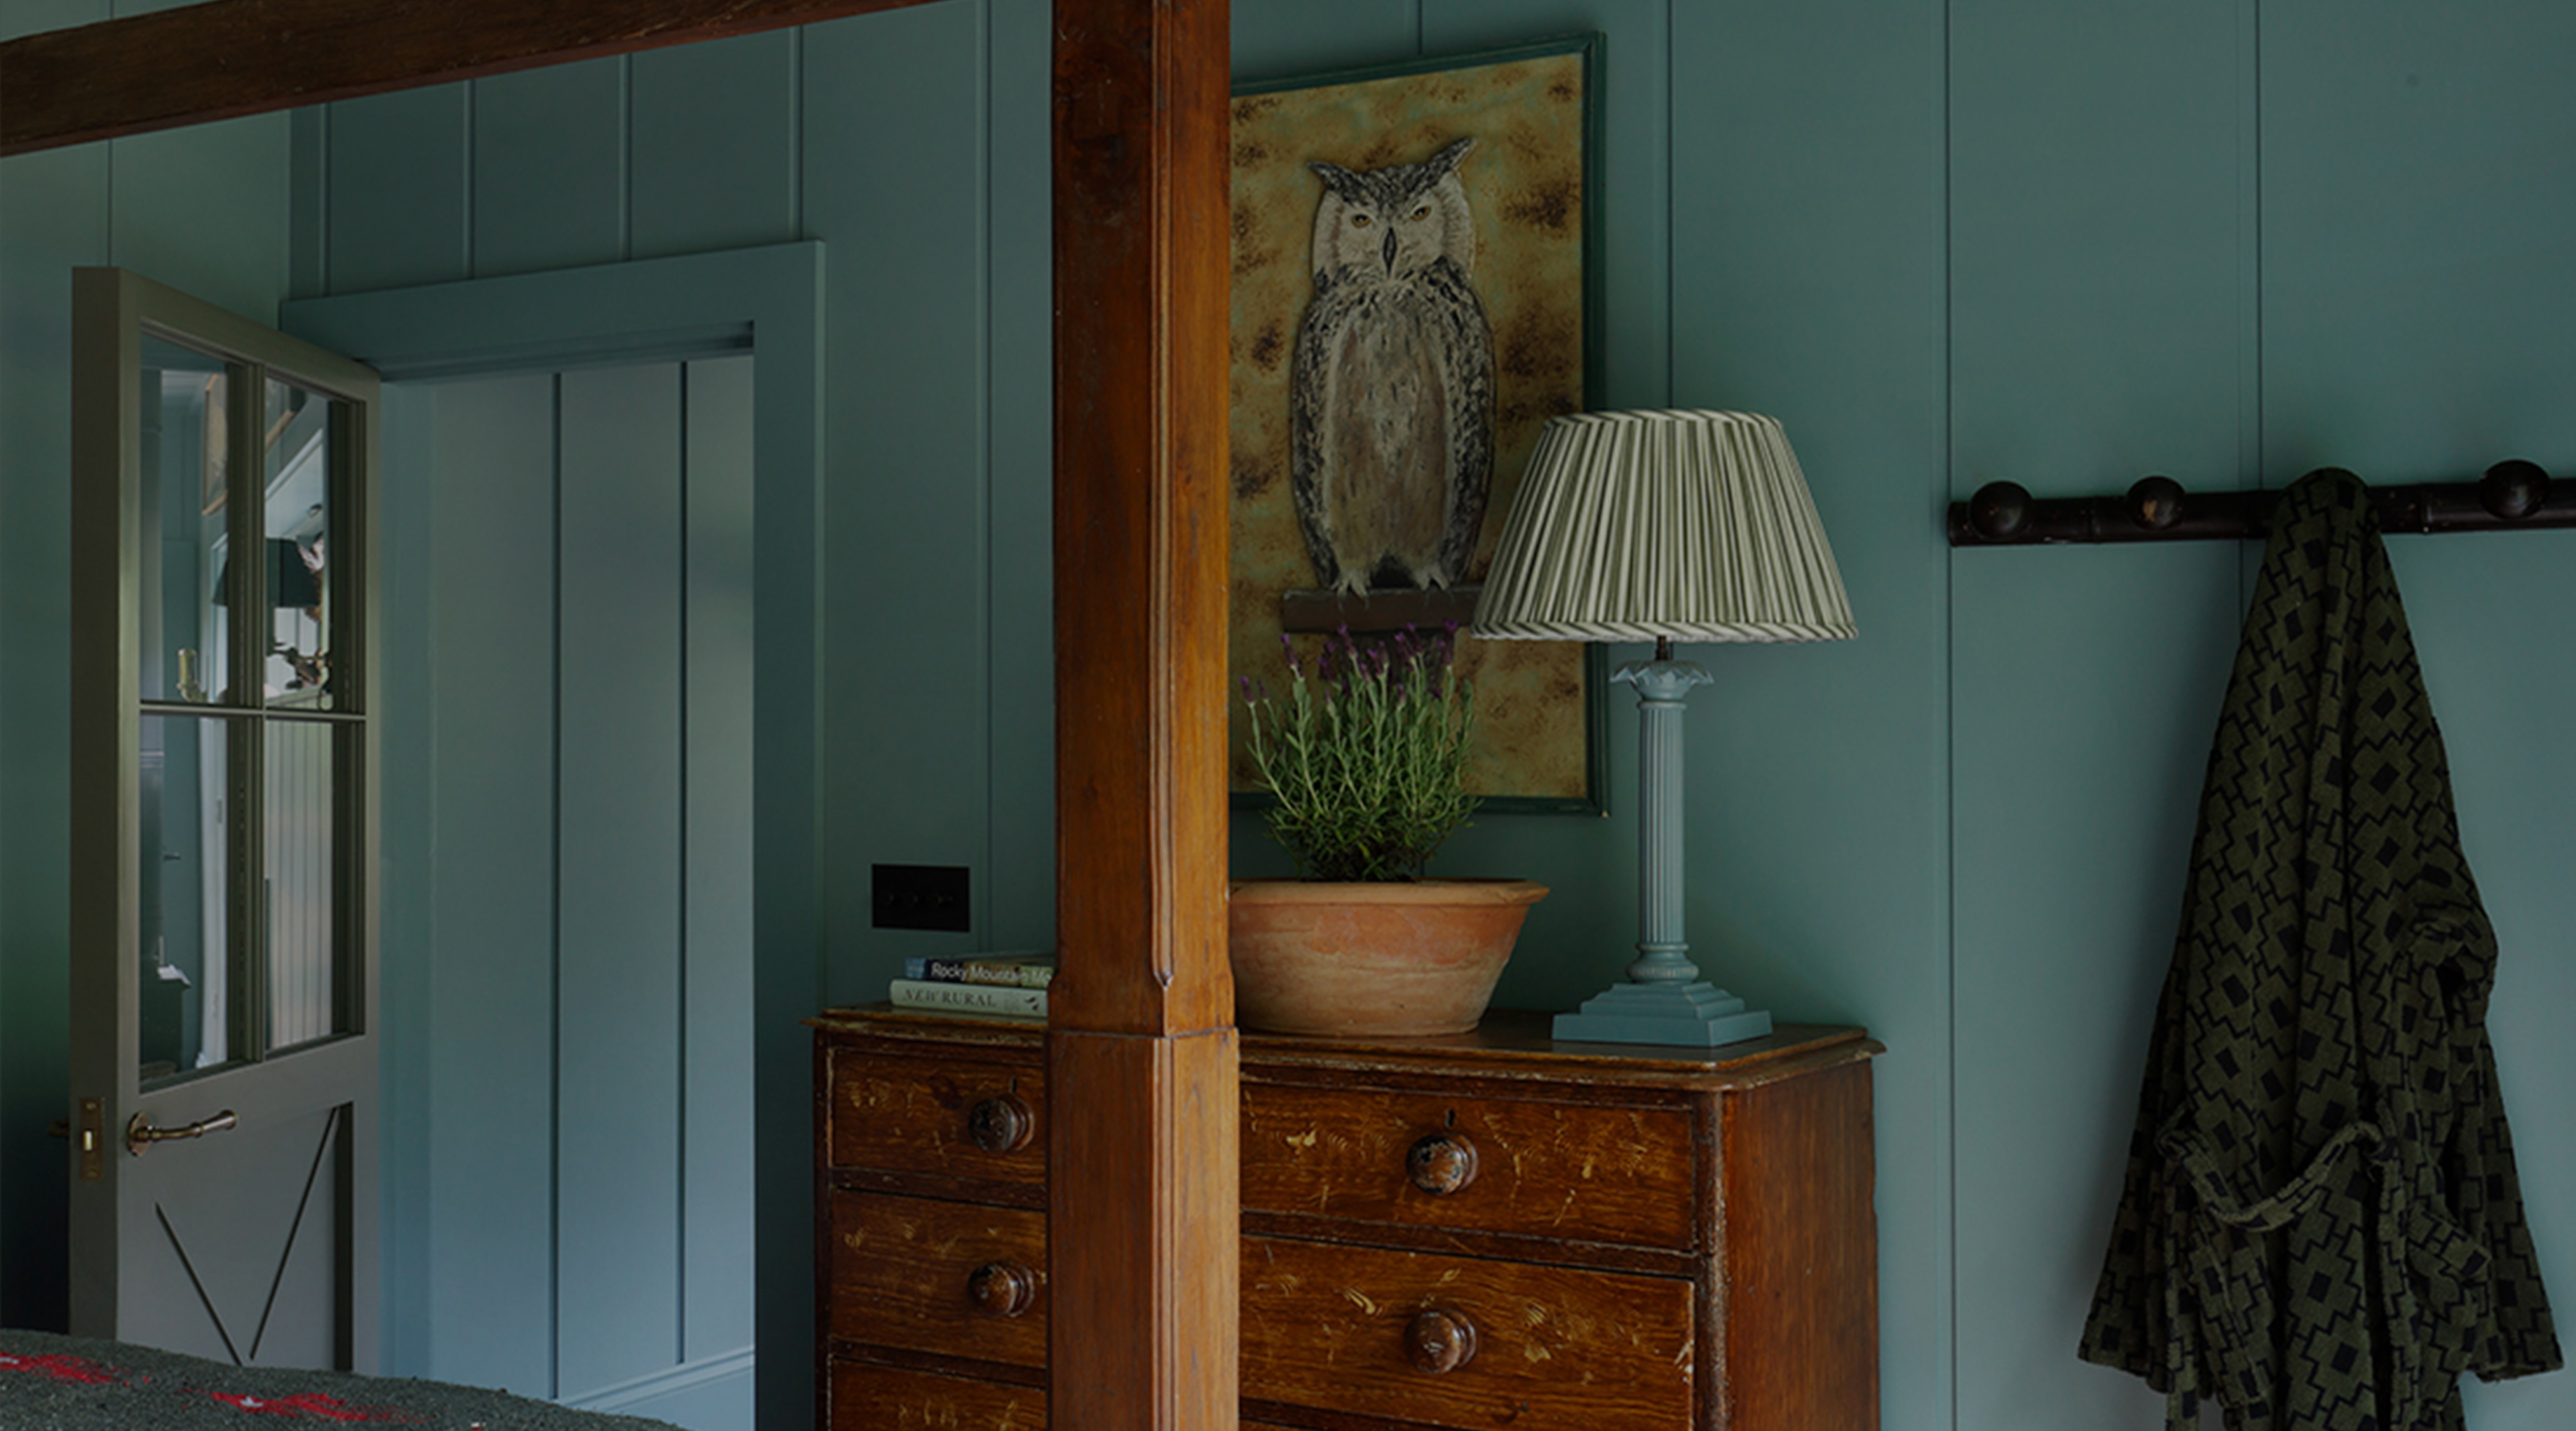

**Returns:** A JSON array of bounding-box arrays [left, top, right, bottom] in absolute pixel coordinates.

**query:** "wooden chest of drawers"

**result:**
[[812, 1008, 1881, 1430]]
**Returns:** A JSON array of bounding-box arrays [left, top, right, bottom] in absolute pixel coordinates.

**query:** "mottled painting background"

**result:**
[[1229, 46, 1594, 803]]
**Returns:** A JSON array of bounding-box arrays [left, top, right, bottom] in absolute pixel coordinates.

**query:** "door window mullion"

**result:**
[[226, 359, 270, 1063]]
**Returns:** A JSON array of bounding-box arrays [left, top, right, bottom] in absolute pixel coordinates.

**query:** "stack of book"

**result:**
[[887, 952, 1056, 1018]]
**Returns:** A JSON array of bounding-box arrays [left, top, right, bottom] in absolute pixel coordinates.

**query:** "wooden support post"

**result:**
[[1049, 0, 1238, 1426]]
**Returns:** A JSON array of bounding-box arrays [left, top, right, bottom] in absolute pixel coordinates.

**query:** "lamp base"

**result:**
[[1552, 980, 1774, 1047]]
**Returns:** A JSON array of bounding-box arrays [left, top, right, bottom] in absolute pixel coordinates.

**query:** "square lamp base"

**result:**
[[1552, 979, 1774, 1047]]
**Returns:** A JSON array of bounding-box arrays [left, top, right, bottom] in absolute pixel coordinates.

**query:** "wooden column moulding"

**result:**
[[1051, 0, 1241, 1425]]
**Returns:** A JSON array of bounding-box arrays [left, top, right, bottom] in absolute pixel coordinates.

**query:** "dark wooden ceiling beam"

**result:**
[[0, 0, 920, 156]]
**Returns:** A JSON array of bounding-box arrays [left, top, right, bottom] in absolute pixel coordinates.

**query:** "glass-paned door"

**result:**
[[70, 268, 380, 1371]]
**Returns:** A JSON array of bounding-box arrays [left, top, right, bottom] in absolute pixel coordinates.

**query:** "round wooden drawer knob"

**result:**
[[968, 1094, 1034, 1153], [967, 1261, 1038, 1318], [1405, 1132, 1479, 1195], [1405, 1308, 1479, 1374]]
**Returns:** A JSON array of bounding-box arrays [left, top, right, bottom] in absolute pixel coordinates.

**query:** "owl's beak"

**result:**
[[1381, 228, 1398, 273]]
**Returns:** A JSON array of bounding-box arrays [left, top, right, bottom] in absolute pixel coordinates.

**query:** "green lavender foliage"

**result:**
[[1241, 624, 1479, 882]]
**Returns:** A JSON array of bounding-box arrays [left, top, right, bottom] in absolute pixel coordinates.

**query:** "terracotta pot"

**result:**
[[1226, 878, 1549, 1037]]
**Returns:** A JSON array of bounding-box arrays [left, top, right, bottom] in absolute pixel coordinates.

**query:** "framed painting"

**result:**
[[1228, 34, 1606, 813]]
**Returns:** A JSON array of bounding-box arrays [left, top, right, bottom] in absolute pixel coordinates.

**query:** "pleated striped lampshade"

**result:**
[[1472, 409, 1856, 643]]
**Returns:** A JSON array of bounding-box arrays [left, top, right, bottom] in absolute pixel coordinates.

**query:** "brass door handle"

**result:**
[[126, 1109, 237, 1156]]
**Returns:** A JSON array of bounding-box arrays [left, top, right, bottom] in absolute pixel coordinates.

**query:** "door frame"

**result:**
[[68, 266, 386, 1365], [278, 240, 822, 1414]]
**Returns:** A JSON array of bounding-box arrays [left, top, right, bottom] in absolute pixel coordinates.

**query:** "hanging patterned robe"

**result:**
[[2078, 470, 2561, 1430]]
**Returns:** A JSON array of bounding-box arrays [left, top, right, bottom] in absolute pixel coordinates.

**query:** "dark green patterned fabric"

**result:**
[[2079, 470, 2561, 1430]]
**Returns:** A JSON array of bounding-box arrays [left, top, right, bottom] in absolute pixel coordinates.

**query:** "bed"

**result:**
[[0, 1329, 680, 1430]]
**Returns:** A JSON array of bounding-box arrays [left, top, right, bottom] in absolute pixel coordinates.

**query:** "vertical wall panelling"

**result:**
[[472, 59, 631, 279], [1, 37, 293, 1322], [107, 115, 291, 325], [631, 34, 802, 260], [82, 5, 2574, 1430], [412, 356, 759, 1428], [1950, 546, 2243, 1431], [2396, 537, 2576, 1428], [1946, 5, 2259, 1429], [284, 241, 822, 1431], [1231, 0, 1423, 76], [2263, 7, 2576, 1425], [289, 107, 329, 300], [1, 0, 102, 43], [553, 362, 686, 1399], [1671, 1, 1951, 1424], [325, 85, 472, 295], [374, 381, 436, 1371], [2259, 1, 2576, 482], [424, 374, 561, 1397], [982, 0, 1055, 951], [680, 356, 758, 1379], [802, 3, 995, 1001], [0, 134, 109, 1333], [1423, 0, 1668, 411], [1948, 0, 2253, 492]]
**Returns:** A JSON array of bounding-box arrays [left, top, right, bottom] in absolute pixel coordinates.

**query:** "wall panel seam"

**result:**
[[463, 83, 480, 281], [674, 361, 692, 1365], [790, 29, 806, 239], [979, 0, 997, 937], [620, 56, 635, 265], [1940, 2, 1960, 1429], [546, 371, 564, 1401]]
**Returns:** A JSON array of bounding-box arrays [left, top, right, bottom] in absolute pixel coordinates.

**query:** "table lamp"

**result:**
[[1472, 409, 1854, 1045]]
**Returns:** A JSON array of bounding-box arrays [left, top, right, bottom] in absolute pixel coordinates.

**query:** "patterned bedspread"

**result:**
[[0, 1328, 684, 1430]]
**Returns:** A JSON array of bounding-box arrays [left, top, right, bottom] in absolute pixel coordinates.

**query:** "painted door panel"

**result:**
[[70, 266, 381, 1371], [420, 358, 755, 1425]]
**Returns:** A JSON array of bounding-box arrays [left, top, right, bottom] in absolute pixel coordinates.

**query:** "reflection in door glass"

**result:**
[[138, 336, 231, 706], [139, 714, 234, 1083], [266, 719, 343, 1052], [263, 378, 337, 710]]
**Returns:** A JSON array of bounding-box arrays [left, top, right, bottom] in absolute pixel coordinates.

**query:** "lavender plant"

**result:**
[[1240, 623, 1479, 882]]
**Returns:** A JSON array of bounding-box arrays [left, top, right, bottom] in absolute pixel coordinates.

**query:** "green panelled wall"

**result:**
[[0, 0, 297, 1332], [3, 1, 2573, 1428]]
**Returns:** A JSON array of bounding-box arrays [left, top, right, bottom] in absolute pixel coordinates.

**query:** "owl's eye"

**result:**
[[1350, 214, 1373, 228], [1411, 204, 1431, 220]]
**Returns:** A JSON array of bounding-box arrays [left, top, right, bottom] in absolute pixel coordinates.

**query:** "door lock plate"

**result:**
[[78, 1098, 104, 1181]]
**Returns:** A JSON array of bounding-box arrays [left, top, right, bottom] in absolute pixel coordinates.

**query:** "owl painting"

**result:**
[[1289, 137, 1497, 595]]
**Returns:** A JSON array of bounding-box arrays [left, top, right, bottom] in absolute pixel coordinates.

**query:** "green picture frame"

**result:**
[[1226, 33, 1609, 816]]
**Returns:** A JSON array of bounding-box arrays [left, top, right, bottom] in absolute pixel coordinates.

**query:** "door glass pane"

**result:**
[[138, 336, 231, 706], [139, 714, 236, 1083], [266, 719, 343, 1051], [262, 378, 337, 710]]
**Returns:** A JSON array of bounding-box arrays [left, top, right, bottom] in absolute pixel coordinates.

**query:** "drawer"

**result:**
[[830, 1359, 1044, 1431], [1240, 1235, 1695, 1431], [827, 1191, 1049, 1368], [1240, 1080, 1697, 1249], [829, 1048, 1045, 1186]]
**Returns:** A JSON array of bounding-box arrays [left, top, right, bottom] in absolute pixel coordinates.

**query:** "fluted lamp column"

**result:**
[[1472, 411, 1854, 1045]]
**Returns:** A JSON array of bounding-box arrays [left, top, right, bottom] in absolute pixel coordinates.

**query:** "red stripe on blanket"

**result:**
[[198, 1389, 424, 1422], [0, 1350, 123, 1383]]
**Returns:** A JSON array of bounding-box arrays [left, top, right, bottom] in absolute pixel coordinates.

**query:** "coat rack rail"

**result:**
[[1947, 461, 2576, 545]]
